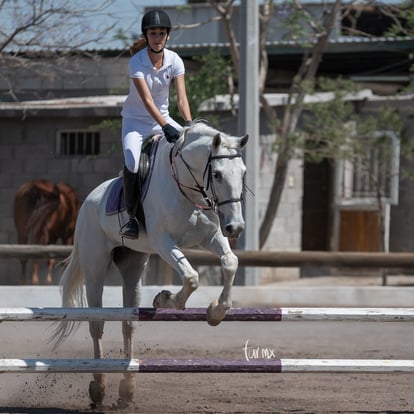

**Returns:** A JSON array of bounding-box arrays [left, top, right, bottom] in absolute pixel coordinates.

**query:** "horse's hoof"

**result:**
[[206, 300, 227, 326], [153, 290, 173, 308], [89, 380, 105, 405], [118, 378, 135, 405], [117, 398, 131, 409]]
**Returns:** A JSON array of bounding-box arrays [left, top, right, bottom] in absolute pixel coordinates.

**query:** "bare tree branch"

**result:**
[[0, 0, 116, 101], [207, 0, 239, 74], [173, 15, 222, 31]]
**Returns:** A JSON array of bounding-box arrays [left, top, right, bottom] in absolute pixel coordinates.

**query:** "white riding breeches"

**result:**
[[122, 117, 182, 173]]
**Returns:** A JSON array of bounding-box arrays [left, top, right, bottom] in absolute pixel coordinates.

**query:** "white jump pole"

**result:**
[[2, 307, 414, 322], [1, 358, 414, 373]]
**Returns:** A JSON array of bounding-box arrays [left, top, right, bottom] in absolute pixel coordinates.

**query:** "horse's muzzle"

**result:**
[[224, 222, 245, 239]]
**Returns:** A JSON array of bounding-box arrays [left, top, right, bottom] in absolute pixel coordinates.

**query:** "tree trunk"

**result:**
[[258, 0, 342, 248]]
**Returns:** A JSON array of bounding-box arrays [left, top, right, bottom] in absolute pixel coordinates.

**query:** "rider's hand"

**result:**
[[162, 124, 180, 143]]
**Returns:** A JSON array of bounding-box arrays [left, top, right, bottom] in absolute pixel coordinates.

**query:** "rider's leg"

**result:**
[[121, 120, 143, 239], [120, 165, 139, 239]]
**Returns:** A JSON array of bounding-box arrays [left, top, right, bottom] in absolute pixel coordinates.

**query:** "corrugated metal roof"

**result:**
[[107, 35, 414, 54], [1, 90, 413, 114], [169, 36, 414, 50], [0, 95, 125, 110], [3, 35, 412, 55]]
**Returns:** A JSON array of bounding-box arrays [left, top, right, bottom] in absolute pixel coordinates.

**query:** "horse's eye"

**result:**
[[213, 171, 222, 181]]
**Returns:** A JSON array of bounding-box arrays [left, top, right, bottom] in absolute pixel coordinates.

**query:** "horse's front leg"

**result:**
[[153, 240, 199, 310], [203, 236, 238, 326]]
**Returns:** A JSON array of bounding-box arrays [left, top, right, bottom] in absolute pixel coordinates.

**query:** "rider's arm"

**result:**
[[175, 74, 192, 123]]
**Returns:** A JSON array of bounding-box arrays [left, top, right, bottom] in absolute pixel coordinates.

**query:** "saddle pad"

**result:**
[[105, 136, 160, 216], [106, 177, 125, 215]]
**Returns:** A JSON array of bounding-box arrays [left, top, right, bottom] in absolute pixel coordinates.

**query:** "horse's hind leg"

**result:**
[[84, 260, 108, 407], [88, 320, 106, 408], [32, 260, 40, 285], [113, 247, 148, 407], [19, 259, 27, 285], [46, 258, 56, 284]]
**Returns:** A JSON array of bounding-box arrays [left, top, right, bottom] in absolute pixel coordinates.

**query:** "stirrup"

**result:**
[[120, 217, 139, 239]]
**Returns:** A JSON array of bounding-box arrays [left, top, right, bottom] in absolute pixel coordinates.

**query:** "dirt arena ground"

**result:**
[[1, 315, 414, 414]]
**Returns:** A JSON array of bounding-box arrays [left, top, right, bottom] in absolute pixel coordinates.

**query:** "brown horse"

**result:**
[[13, 180, 80, 285]]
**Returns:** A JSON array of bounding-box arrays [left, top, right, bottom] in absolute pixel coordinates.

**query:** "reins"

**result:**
[[169, 146, 243, 214]]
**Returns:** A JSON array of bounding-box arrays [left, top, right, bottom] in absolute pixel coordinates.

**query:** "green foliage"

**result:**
[[385, 0, 414, 37], [274, 1, 314, 45], [90, 119, 121, 132], [292, 76, 405, 189], [299, 77, 361, 162], [357, 106, 403, 137], [169, 49, 232, 123], [384, 0, 414, 91], [274, 0, 333, 46]]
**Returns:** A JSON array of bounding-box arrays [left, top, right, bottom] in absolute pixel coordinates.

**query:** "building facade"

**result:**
[[1, 3, 413, 284]]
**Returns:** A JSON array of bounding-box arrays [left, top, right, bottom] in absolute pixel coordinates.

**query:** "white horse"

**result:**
[[52, 122, 248, 407]]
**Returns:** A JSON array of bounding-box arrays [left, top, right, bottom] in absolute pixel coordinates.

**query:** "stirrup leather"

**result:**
[[120, 217, 139, 239]]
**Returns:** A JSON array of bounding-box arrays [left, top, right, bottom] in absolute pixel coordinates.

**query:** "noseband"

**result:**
[[169, 147, 243, 214]]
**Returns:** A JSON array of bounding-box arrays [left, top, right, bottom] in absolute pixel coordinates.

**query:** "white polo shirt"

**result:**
[[121, 47, 185, 122]]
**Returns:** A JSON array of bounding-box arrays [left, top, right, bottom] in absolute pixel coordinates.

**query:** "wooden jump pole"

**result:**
[[2, 244, 414, 268], [2, 307, 414, 322]]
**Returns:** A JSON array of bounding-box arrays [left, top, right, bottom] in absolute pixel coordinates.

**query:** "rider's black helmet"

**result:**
[[141, 10, 172, 33]]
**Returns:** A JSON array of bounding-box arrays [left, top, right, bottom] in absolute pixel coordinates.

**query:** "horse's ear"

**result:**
[[239, 134, 249, 149], [212, 133, 221, 150]]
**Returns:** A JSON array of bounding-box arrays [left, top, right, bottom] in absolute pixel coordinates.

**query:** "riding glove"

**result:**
[[162, 124, 180, 143]]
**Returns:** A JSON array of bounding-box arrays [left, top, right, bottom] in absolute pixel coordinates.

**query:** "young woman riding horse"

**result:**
[[120, 9, 192, 239], [52, 122, 248, 408]]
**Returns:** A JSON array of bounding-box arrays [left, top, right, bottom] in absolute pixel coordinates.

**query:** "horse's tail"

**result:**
[[50, 238, 84, 350]]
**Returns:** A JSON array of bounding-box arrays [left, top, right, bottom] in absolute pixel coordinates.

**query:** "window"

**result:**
[[336, 131, 400, 206], [57, 130, 100, 156]]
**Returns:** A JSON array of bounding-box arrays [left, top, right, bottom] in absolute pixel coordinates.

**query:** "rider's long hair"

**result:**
[[130, 38, 147, 56]]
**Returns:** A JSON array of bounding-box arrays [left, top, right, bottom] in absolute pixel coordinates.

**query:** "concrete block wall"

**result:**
[[0, 121, 304, 285], [258, 134, 303, 283], [1, 55, 130, 101], [0, 115, 123, 284]]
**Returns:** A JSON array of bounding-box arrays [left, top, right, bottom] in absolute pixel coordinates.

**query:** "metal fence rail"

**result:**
[[2, 244, 414, 268]]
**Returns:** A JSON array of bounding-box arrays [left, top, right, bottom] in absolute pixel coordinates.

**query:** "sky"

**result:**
[[0, 0, 189, 51], [85, 0, 408, 49], [91, 0, 189, 49]]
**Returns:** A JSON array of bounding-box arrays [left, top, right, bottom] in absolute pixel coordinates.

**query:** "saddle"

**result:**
[[106, 135, 161, 231]]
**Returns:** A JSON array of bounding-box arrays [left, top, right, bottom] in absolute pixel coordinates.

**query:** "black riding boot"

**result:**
[[120, 166, 139, 239]]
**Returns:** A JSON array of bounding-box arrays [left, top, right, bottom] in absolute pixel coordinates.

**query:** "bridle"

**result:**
[[169, 146, 244, 214]]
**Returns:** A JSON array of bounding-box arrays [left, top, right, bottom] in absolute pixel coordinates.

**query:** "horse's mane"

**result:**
[[188, 121, 221, 137], [180, 121, 235, 150]]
